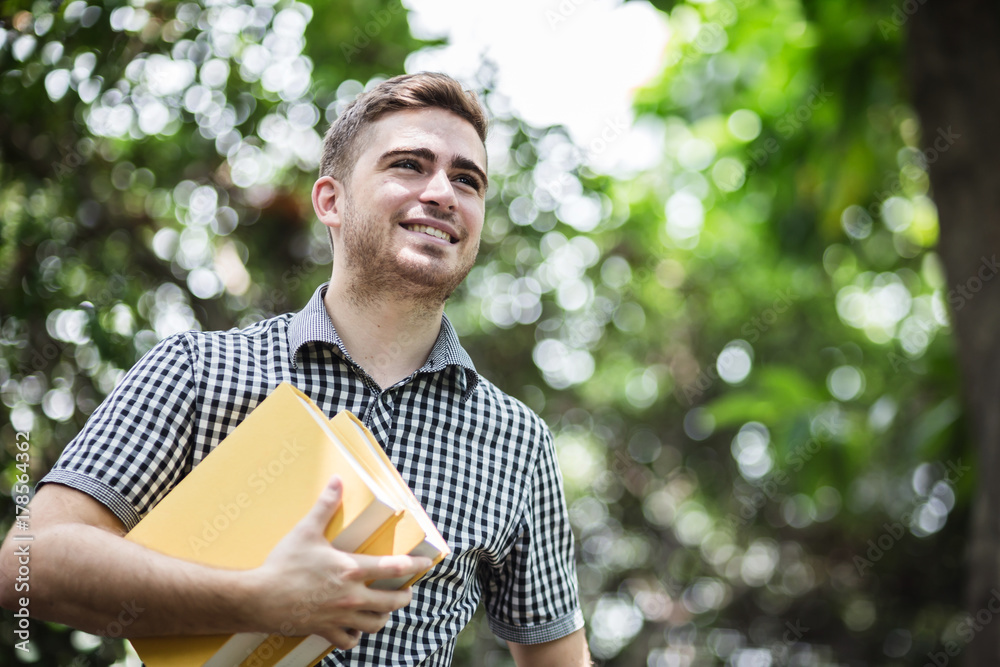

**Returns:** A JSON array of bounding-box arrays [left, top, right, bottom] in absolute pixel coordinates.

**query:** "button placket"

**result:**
[[363, 390, 397, 456]]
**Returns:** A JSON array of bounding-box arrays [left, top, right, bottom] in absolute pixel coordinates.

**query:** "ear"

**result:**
[[312, 176, 345, 235]]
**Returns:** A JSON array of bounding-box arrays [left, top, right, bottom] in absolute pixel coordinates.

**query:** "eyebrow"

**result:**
[[379, 147, 489, 192]]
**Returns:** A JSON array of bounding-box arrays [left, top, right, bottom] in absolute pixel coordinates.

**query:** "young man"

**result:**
[[0, 73, 590, 665]]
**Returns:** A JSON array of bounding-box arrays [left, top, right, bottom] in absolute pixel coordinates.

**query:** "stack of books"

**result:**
[[124, 382, 449, 667]]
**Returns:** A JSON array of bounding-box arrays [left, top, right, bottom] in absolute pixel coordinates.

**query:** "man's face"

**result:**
[[334, 108, 487, 304]]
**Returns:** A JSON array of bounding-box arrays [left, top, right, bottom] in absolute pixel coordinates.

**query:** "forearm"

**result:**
[[1, 478, 427, 648], [2, 522, 261, 637], [508, 628, 591, 667]]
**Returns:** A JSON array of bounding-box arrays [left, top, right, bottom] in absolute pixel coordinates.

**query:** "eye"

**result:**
[[394, 159, 420, 171], [454, 174, 481, 190]]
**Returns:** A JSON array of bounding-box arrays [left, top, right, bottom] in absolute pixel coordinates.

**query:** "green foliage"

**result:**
[[0, 0, 424, 662], [0, 0, 970, 665]]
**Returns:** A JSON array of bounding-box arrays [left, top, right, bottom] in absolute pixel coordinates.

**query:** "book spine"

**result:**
[[268, 635, 332, 667], [353, 511, 404, 555]]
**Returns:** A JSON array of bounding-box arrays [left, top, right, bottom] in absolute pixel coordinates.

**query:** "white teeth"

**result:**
[[406, 223, 452, 242]]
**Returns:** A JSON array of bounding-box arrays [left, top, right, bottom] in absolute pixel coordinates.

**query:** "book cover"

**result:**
[[230, 401, 451, 667], [124, 383, 404, 667]]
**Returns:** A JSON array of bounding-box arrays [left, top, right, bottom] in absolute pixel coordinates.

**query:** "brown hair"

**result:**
[[319, 72, 488, 183]]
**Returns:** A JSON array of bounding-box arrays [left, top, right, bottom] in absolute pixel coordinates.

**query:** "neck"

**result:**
[[323, 276, 445, 390]]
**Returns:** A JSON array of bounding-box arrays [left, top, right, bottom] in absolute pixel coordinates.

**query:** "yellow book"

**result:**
[[124, 383, 448, 667], [238, 412, 451, 667]]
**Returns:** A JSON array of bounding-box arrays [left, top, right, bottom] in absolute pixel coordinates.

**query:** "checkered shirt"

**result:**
[[40, 283, 584, 665]]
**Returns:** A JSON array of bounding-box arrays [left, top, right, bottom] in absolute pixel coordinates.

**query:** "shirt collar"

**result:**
[[288, 283, 480, 402]]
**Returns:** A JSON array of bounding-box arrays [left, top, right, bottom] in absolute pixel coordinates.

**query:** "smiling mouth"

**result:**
[[402, 223, 456, 243]]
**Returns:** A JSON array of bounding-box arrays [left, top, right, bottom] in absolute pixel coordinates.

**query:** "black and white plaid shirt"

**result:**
[[41, 283, 584, 665]]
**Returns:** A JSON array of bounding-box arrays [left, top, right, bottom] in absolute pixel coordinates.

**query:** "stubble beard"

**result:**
[[340, 197, 478, 310]]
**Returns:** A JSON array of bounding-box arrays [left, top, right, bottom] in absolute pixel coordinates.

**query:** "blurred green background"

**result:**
[[3, 0, 998, 665]]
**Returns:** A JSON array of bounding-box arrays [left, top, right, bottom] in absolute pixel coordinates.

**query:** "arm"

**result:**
[[508, 629, 591, 666], [0, 476, 430, 650], [483, 423, 588, 655]]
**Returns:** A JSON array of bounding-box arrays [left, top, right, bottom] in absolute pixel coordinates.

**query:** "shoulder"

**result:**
[[469, 374, 553, 443], [186, 312, 293, 344], [130, 314, 295, 391], [140, 313, 292, 352], [179, 313, 294, 356]]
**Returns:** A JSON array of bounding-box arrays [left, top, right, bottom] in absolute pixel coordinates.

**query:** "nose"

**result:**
[[419, 169, 457, 210]]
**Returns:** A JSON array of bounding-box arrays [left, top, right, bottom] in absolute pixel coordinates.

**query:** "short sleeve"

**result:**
[[482, 427, 585, 644], [38, 333, 200, 530]]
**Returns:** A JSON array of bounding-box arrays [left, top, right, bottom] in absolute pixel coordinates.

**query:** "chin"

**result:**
[[395, 262, 473, 299]]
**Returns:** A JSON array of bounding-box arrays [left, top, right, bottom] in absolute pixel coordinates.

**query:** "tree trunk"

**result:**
[[907, 1, 1000, 664]]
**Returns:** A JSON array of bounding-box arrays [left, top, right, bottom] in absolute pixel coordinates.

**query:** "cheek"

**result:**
[[466, 219, 485, 244], [378, 180, 420, 204], [463, 203, 486, 235]]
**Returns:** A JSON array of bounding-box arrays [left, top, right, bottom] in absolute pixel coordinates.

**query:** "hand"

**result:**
[[252, 476, 432, 650]]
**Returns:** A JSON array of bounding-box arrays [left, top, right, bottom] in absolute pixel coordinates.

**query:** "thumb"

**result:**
[[299, 475, 343, 535]]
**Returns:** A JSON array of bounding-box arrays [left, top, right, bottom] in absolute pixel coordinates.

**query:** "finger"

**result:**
[[344, 611, 391, 635], [348, 554, 434, 582], [299, 476, 343, 535], [353, 611, 391, 634], [347, 588, 414, 615], [323, 626, 361, 651]]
